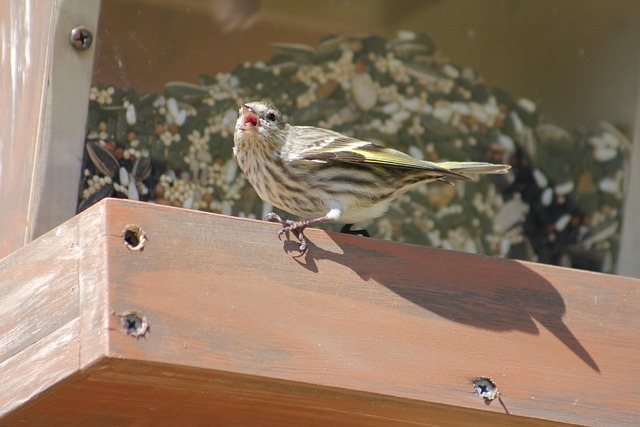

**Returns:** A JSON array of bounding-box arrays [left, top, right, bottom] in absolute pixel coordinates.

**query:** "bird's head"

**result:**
[[235, 101, 287, 145]]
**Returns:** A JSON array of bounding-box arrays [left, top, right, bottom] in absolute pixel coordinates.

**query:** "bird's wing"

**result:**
[[435, 161, 511, 175], [286, 126, 471, 180]]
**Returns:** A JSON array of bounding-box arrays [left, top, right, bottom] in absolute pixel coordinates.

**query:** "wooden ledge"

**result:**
[[1, 199, 638, 425]]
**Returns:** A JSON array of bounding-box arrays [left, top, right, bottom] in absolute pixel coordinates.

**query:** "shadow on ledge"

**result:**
[[286, 233, 600, 373]]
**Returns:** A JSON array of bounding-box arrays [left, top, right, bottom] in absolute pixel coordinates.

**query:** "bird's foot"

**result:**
[[264, 213, 310, 257], [340, 223, 370, 237]]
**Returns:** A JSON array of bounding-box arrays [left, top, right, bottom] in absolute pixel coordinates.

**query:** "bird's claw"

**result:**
[[264, 212, 309, 256], [264, 212, 285, 224]]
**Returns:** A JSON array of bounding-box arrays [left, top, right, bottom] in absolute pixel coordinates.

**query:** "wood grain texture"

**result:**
[[1, 198, 639, 426], [100, 199, 639, 426], [0, 319, 81, 416], [0, 221, 79, 362], [77, 202, 111, 367], [1, 359, 566, 427]]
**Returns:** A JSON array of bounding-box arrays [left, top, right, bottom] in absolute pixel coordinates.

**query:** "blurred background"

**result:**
[[93, 0, 640, 131], [82, 0, 639, 274]]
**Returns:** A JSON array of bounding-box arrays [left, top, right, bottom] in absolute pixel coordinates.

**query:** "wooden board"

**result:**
[[1, 198, 639, 425]]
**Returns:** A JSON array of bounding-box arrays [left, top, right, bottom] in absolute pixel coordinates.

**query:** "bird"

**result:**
[[233, 101, 510, 256]]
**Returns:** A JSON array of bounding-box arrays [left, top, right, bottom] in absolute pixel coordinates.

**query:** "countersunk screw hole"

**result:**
[[472, 377, 510, 415], [123, 225, 147, 251], [473, 377, 500, 402], [120, 311, 149, 338]]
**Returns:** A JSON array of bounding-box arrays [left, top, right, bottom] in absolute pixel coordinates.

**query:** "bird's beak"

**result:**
[[240, 104, 259, 130]]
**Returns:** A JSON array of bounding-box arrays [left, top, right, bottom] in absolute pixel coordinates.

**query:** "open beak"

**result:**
[[240, 104, 259, 131]]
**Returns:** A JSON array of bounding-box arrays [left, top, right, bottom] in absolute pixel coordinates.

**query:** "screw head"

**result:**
[[120, 311, 150, 338], [472, 377, 500, 402], [69, 26, 93, 50]]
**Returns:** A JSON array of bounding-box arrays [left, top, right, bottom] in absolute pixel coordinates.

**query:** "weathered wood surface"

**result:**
[[1, 198, 639, 426], [0, 0, 99, 259]]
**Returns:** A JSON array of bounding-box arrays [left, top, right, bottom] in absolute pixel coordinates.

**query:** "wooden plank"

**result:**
[[77, 202, 110, 367], [1, 358, 564, 426], [99, 199, 639, 425], [0, 319, 81, 416], [0, 221, 79, 362], [1, 198, 638, 425]]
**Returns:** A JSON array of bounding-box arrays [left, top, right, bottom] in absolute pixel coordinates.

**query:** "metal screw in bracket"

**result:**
[[69, 26, 93, 50]]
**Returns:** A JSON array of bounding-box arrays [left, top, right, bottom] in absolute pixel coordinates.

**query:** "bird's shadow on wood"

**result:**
[[283, 233, 600, 373]]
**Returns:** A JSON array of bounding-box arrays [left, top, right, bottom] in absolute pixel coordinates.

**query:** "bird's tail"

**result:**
[[437, 161, 511, 176]]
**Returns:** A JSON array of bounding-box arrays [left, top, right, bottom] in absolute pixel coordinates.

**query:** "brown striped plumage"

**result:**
[[233, 101, 510, 255]]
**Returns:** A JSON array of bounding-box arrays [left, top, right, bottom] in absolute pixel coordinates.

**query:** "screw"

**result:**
[[120, 311, 150, 338], [70, 26, 93, 50], [472, 377, 510, 414], [472, 377, 500, 402]]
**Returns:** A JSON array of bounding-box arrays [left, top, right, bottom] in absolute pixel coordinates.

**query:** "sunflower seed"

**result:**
[[495, 198, 529, 233], [517, 98, 537, 113], [593, 147, 617, 162], [555, 214, 571, 231], [541, 188, 553, 206], [167, 97, 180, 119], [317, 34, 345, 55], [351, 72, 377, 111], [555, 181, 575, 195], [119, 166, 130, 187], [598, 177, 619, 194], [270, 43, 316, 62], [164, 81, 209, 102], [132, 153, 152, 181], [86, 140, 119, 178], [581, 219, 618, 247], [126, 103, 136, 125], [532, 169, 548, 188], [128, 179, 139, 200]]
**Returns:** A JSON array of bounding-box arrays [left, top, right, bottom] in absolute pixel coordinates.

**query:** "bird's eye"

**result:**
[[266, 112, 277, 122]]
